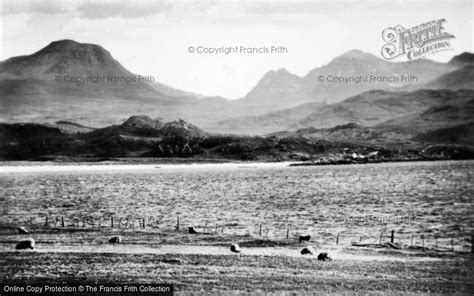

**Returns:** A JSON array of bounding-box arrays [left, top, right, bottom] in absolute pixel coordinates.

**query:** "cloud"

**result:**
[[245, 1, 349, 16], [1, 0, 77, 15], [0, 0, 174, 18], [77, 1, 173, 19], [0, 0, 347, 20]]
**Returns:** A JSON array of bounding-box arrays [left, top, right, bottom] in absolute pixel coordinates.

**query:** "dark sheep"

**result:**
[[188, 227, 198, 234], [299, 235, 311, 242], [109, 236, 121, 244], [317, 252, 332, 261], [16, 238, 35, 250], [300, 246, 313, 255]]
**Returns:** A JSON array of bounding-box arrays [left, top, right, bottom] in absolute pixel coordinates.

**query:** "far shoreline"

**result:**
[[0, 158, 472, 174]]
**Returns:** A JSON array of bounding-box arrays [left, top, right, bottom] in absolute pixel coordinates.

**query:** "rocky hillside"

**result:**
[[1, 111, 473, 162]]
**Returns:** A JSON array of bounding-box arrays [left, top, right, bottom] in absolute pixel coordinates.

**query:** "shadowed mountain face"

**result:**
[[449, 52, 474, 69], [424, 65, 474, 90], [268, 89, 474, 146], [212, 102, 327, 135], [297, 89, 473, 129], [218, 88, 474, 136], [413, 122, 474, 146]]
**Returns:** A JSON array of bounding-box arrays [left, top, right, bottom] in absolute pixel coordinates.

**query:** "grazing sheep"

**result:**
[[300, 246, 313, 255], [16, 238, 35, 250], [17, 226, 29, 234], [108, 236, 121, 244], [317, 252, 332, 261], [230, 243, 241, 253], [299, 235, 311, 242], [188, 227, 198, 234]]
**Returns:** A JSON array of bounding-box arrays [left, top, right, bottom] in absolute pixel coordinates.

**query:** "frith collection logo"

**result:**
[[381, 19, 455, 60]]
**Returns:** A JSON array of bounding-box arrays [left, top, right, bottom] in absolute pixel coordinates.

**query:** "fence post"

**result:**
[[61, 216, 65, 228], [111, 217, 114, 228], [176, 215, 180, 231], [336, 233, 339, 245], [471, 234, 473, 253], [148, 216, 155, 227], [45, 217, 49, 227], [287, 229, 290, 239], [259, 224, 262, 237], [203, 221, 208, 232], [379, 231, 383, 245], [390, 230, 394, 243]]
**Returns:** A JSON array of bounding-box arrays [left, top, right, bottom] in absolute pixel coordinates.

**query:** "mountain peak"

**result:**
[[0, 39, 131, 78], [276, 68, 290, 74], [449, 52, 474, 68], [42, 39, 82, 51], [340, 49, 367, 57], [262, 68, 298, 79], [334, 49, 380, 61], [35, 39, 114, 62], [322, 49, 383, 69]]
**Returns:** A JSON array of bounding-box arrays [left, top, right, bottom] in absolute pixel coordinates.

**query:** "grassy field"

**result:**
[[1, 226, 473, 294], [1, 161, 473, 294]]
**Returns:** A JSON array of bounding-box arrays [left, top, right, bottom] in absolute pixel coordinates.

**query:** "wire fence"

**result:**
[[1, 214, 473, 253]]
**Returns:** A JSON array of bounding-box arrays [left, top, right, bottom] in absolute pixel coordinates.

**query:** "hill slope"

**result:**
[[234, 50, 453, 113], [0, 40, 232, 127]]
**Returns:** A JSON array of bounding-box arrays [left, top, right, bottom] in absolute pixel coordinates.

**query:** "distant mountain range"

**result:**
[[1, 39, 473, 140], [235, 49, 453, 111], [217, 52, 474, 134]]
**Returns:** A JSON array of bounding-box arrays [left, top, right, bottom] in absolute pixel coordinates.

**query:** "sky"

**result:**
[[1, 0, 473, 99]]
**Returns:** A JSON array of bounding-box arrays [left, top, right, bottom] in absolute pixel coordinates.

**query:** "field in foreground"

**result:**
[[1, 161, 473, 294], [1, 246, 473, 294], [1, 226, 473, 294]]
